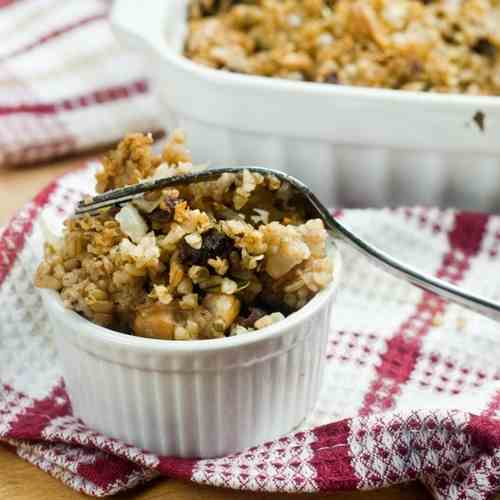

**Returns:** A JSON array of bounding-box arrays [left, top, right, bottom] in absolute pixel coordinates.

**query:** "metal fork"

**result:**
[[76, 166, 500, 322]]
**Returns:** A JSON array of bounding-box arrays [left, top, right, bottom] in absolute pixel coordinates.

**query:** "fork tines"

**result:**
[[74, 167, 284, 217], [75, 177, 176, 216]]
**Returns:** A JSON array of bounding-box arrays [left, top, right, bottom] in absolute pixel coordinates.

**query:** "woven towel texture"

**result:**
[[2, 165, 500, 499], [0, 0, 162, 167], [2, 1, 500, 498]]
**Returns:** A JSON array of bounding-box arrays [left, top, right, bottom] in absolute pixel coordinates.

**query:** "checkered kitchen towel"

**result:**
[[2, 165, 500, 499], [0, 0, 162, 166]]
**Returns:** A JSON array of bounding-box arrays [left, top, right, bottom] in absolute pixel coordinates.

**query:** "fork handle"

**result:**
[[328, 216, 500, 323]]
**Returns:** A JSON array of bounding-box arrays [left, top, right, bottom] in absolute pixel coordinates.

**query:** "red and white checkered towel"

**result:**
[[2, 165, 500, 499], [0, 0, 162, 166]]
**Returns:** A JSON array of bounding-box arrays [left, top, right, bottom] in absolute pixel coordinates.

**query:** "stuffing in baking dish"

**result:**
[[185, 0, 500, 95], [35, 130, 334, 340]]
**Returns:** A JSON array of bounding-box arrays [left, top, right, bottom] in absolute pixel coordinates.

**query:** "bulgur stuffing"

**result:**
[[185, 0, 500, 95], [36, 130, 334, 340]]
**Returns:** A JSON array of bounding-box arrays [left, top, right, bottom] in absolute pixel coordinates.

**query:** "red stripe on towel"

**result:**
[[0, 180, 58, 286], [0, 79, 148, 116], [0, 12, 107, 62], [359, 212, 490, 416]]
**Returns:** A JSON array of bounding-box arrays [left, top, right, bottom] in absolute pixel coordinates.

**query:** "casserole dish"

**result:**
[[111, 0, 500, 210], [40, 246, 341, 458]]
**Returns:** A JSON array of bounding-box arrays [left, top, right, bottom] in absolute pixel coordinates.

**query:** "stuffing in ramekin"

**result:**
[[36, 130, 334, 340]]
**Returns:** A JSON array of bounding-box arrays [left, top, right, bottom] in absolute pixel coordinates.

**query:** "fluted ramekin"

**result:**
[[40, 246, 340, 458]]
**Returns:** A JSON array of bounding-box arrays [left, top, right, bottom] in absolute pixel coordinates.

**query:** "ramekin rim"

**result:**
[[163, 49, 500, 109]]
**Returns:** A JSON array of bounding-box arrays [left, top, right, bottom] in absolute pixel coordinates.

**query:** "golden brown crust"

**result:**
[[185, 0, 500, 95], [96, 133, 160, 193]]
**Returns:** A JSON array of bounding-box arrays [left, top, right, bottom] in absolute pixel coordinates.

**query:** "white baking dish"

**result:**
[[111, 0, 500, 210], [40, 247, 340, 458]]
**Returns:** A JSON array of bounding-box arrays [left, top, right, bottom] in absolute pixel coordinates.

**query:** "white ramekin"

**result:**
[[40, 247, 341, 458], [111, 0, 500, 211]]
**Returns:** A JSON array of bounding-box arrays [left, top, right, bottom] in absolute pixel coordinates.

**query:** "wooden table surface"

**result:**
[[0, 155, 437, 500]]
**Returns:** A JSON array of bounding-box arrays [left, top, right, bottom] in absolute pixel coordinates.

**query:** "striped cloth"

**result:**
[[0, 0, 162, 166], [2, 165, 500, 499]]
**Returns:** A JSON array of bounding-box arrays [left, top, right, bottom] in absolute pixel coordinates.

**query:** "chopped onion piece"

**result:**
[[133, 197, 161, 213], [152, 163, 177, 180], [115, 203, 148, 243]]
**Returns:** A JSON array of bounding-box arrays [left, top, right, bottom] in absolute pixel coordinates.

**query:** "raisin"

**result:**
[[107, 207, 120, 217], [472, 38, 496, 58], [180, 229, 234, 266], [197, 0, 245, 16], [149, 195, 178, 224], [325, 72, 339, 84], [150, 208, 173, 224], [237, 307, 268, 328]]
